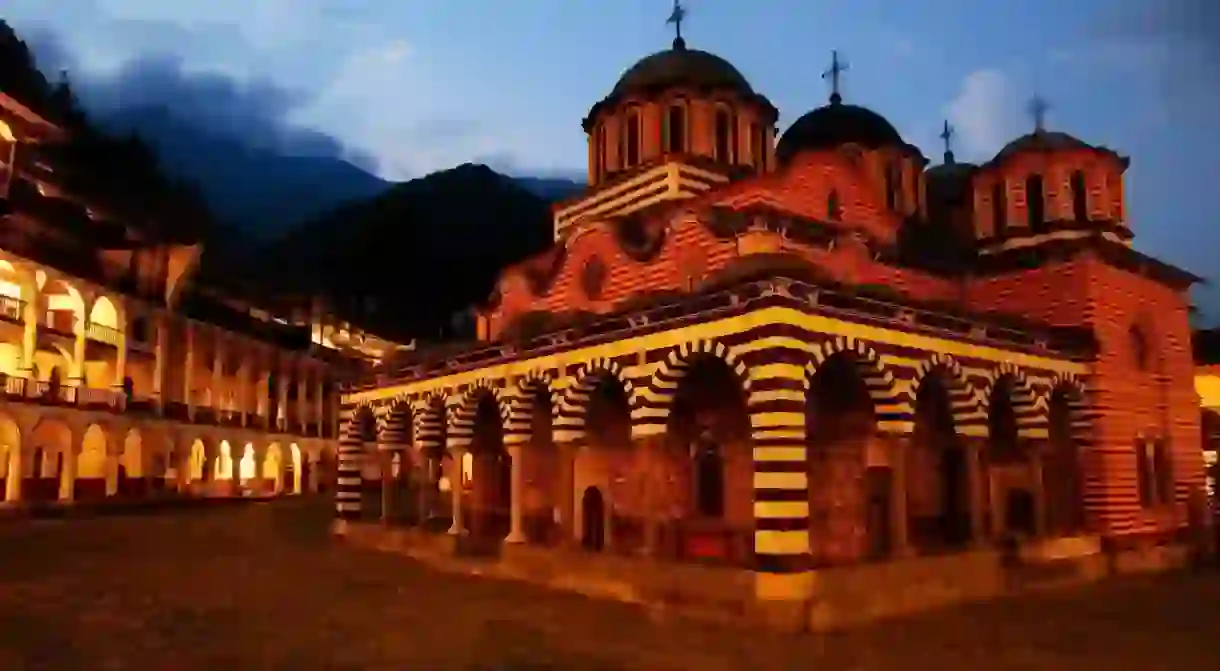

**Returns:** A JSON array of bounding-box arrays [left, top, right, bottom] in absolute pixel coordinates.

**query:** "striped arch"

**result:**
[[909, 353, 984, 436], [504, 370, 555, 446], [804, 336, 908, 433], [335, 402, 376, 522], [412, 391, 448, 456], [447, 379, 509, 450], [1045, 372, 1091, 445], [378, 396, 413, 450], [555, 358, 632, 443], [634, 339, 749, 437], [980, 362, 1040, 439]]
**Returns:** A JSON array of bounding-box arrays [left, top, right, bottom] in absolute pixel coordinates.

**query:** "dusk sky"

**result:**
[[4, 0, 1219, 315]]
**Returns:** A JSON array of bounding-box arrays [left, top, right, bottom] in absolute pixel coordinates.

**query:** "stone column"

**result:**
[[4, 445, 22, 503], [19, 297, 37, 382], [111, 326, 128, 406], [555, 442, 577, 547], [379, 450, 394, 524], [505, 445, 525, 543], [967, 442, 987, 545], [152, 315, 168, 410], [639, 436, 661, 557], [1029, 441, 1047, 538], [890, 439, 912, 557], [183, 323, 195, 413], [275, 363, 289, 432], [69, 320, 86, 388], [210, 332, 224, 412], [104, 450, 120, 497], [447, 448, 466, 535], [58, 448, 77, 502]]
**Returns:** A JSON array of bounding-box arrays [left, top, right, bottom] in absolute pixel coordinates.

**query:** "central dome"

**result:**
[[611, 38, 755, 97], [776, 98, 907, 164]]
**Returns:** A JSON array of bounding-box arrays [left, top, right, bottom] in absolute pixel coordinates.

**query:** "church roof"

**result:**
[[987, 130, 1129, 170], [776, 98, 922, 164]]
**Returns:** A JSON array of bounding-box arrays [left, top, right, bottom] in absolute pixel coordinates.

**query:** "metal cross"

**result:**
[[666, 0, 687, 42], [939, 120, 955, 156], [1028, 95, 1049, 132], [822, 50, 848, 102]]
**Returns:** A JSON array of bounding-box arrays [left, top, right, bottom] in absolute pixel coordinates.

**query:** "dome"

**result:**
[[611, 38, 755, 98], [776, 98, 908, 164], [584, 38, 774, 130], [990, 130, 1098, 167]]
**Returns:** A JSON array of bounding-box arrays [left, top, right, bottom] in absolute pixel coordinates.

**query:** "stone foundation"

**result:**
[[338, 523, 1198, 632]]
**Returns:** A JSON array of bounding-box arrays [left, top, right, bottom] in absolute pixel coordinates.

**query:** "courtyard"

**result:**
[[0, 500, 1217, 670]]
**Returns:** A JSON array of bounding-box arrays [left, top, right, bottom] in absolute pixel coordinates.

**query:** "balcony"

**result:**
[[85, 321, 122, 347], [219, 409, 244, 428], [164, 401, 190, 422], [193, 406, 217, 426]]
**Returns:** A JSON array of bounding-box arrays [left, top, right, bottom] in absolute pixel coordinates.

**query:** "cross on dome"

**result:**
[[822, 50, 848, 105]]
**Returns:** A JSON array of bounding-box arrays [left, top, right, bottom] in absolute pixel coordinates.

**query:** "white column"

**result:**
[[448, 448, 465, 535], [505, 445, 525, 543], [58, 449, 77, 502]]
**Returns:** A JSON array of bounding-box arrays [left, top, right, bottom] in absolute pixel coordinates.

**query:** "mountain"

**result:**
[[94, 106, 391, 240], [513, 176, 585, 201], [267, 163, 557, 338]]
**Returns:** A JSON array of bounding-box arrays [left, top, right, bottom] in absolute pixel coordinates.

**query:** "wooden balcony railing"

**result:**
[[77, 385, 126, 410], [85, 321, 123, 347], [219, 410, 244, 428]]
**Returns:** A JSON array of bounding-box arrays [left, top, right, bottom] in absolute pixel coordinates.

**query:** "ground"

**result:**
[[0, 502, 1217, 670]]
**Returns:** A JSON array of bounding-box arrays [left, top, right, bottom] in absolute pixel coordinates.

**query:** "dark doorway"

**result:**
[[939, 445, 970, 544], [1005, 488, 1036, 536], [581, 486, 606, 551], [865, 467, 893, 559]]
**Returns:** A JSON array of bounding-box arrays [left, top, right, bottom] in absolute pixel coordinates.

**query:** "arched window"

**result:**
[[1026, 173, 1047, 233], [827, 189, 841, 220], [1129, 325, 1149, 371], [1070, 170, 1088, 221], [593, 124, 606, 180], [623, 111, 641, 168], [1136, 438, 1155, 507], [991, 182, 1008, 237], [885, 162, 901, 210], [714, 107, 733, 163], [665, 104, 686, 154], [1153, 439, 1174, 504]]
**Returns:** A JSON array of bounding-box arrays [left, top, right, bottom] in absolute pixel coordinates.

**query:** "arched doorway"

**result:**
[[581, 486, 606, 551], [910, 371, 971, 550], [806, 353, 879, 565], [28, 419, 72, 502], [466, 393, 509, 540], [1045, 386, 1085, 534], [288, 443, 303, 494], [519, 381, 555, 543], [264, 443, 284, 494], [666, 355, 751, 563]]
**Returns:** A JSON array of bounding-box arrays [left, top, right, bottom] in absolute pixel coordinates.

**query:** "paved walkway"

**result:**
[[0, 500, 1217, 670]]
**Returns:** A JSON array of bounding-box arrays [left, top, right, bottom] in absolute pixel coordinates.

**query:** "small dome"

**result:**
[[776, 99, 909, 164], [992, 131, 1093, 164], [611, 39, 755, 98]]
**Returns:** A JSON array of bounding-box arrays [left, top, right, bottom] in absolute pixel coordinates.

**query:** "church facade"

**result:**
[[338, 30, 1211, 622]]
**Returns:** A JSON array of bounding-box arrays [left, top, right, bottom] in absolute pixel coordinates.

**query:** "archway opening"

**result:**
[[988, 375, 1033, 537], [666, 356, 751, 563], [911, 371, 971, 550], [239, 443, 257, 484], [1045, 386, 1085, 534], [28, 419, 72, 502], [806, 353, 879, 565], [289, 443, 303, 494], [75, 423, 108, 501], [467, 393, 508, 540], [264, 443, 284, 494], [581, 486, 606, 551], [120, 428, 145, 497], [187, 439, 208, 485], [581, 373, 632, 551], [40, 276, 83, 336], [0, 413, 21, 503], [216, 440, 233, 484], [353, 406, 380, 519]]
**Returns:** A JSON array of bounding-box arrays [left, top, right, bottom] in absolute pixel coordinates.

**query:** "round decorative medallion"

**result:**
[[581, 256, 607, 300]]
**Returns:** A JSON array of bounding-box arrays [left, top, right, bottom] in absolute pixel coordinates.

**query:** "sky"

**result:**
[[3, 0, 1220, 315]]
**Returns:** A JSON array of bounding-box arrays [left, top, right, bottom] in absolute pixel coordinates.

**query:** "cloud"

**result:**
[[19, 24, 376, 170], [944, 69, 1022, 160]]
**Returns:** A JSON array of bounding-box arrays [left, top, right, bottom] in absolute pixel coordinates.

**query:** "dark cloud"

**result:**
[[21, 25, 377, 172]]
